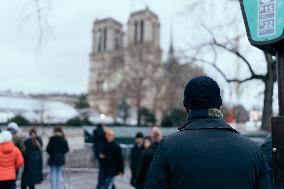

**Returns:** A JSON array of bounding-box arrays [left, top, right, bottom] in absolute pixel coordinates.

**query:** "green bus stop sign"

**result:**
[[240, 0, 284, 54], [240, 1, 284, 185]]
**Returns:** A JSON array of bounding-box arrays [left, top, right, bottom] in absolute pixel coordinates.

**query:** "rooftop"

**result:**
[[130, 6, 159, 20], [94, 17, 123, 27]]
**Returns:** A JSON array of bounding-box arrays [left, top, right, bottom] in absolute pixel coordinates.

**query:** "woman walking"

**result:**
[[21, 128, 43, 189], [46, 126, 69, 189], [0, 131, 24, 189]]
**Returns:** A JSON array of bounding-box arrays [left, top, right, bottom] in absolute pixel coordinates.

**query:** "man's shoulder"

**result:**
[[231, 133, 261, 152], [163, 128, 260, 151]]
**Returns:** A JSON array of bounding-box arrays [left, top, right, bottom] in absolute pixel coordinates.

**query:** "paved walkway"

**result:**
[[35, 169, 134, 189]]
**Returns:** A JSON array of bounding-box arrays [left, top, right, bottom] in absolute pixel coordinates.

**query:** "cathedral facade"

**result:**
[[88, 7, 163, 123]]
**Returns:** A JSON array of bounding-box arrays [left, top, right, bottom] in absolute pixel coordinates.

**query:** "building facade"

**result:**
[[88, 7, 163, 123]]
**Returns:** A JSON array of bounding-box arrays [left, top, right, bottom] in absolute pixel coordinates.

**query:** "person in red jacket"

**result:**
[[0, 130, 24, 189]]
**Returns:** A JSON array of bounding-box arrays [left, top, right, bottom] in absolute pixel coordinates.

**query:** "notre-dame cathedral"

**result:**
[[88, 7, 204, 124]]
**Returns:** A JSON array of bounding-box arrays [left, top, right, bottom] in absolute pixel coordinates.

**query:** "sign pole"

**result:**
[[240, 0, 284, 184], [276, 51, 284, 116], [272, 51, 284, 184]]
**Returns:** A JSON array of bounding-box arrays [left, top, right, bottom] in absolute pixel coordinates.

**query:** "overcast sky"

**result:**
[[0, 0, 180, 93], [0, 0, 277, 110]]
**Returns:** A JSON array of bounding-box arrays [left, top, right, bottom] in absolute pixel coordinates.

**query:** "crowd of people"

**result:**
[[91, 76, 282, 189], [92, 124, 163, 189], [0, 123, 69, 189], [0, 76, 283, 189], [0, 120, 165, 189]]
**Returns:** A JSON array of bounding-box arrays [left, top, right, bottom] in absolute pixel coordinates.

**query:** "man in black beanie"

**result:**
[[145, 76, 270, 189]]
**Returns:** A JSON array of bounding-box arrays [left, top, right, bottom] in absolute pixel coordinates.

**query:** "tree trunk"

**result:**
[[136, 90, 142, 127], [261, 53, 276, 131], [261, 77, 274, 131], [137, 108, 141, 126]]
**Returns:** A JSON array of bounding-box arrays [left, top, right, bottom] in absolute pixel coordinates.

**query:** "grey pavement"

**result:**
[[18, 169, 134, 189]]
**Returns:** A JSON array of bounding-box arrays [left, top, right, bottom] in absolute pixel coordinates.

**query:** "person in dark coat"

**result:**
[[145, 76, 270, 189], [130, 132, 144, 187], [21, 128, 43, 189], [46, 126, 69, 189], [136, 136, 152, 189], [149, 126, 162, 152], [93, 123, 106, 189], [262, 135, 283, 189], [136, 127, 162, 189], [100, 129, 124, 189], [93, 123, 106, 159]]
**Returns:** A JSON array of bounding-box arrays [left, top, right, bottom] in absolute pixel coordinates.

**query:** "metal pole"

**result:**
[[276, 51, 284, 116]]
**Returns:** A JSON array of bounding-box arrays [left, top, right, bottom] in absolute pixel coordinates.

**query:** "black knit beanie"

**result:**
[[183, 76, 222, 110]]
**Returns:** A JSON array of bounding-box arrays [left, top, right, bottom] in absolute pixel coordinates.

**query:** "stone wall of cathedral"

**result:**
[[88, 8, 163, 124]]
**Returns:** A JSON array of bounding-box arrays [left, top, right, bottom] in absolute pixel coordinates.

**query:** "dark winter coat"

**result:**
[[130, 144, 144, 186], [136, 142, 159, 189], [21, 137, 43, 186], [145, 110, 270, 189], [46, 134, 69, 166], [100, 141, 124, 177], [93, 127, 106, 159], [262, 136, 283, 189]]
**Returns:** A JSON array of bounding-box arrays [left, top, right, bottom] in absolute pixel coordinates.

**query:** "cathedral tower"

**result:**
[[88, 18, 125, 114], [125, 7, 163, 122], [127, 6, 160, 48], [88, 8, 163, 124]]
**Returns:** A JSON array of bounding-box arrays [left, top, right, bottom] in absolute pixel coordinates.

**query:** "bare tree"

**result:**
[[233, 104, 250, 123], [123, 46, 162, 126], [116, 96, 131, 125], [34, 95, 47, 126], [161, 60, 205, 115], [95, 56, 125, 119], [178, 0, 276, 131], [20, 0, 53, 48], [186, 28, 276, 131]]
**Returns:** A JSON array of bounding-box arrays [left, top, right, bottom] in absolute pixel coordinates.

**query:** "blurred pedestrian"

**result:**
[[145, 76, 270, 189], [46, 126, 69, 189], [262, 135, 283, 189], [21, 128, 43, 189], [0, 131, 24, 189], [136, 136, 152, 189], [135, 127, 162, 189], [150, 126, 162, 150], [93, 123, 106, 189], [7, 122, 25, 154], [7, 122, 25, 189], [100, 129, 124, 189], [130, 132, 144, 187]]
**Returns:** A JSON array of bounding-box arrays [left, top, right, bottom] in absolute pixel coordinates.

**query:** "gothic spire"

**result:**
[[169, 22, 174, 55], [167, 22, 178, 64]]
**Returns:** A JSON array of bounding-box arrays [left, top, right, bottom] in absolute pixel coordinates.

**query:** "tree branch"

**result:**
[[211, 40, 256, 76], [185, 56, 266, 83], [20, 0, 52, 49], [201, 25, 264, 80]]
